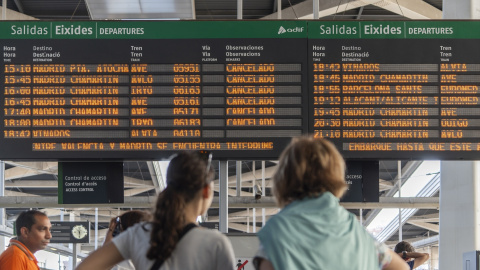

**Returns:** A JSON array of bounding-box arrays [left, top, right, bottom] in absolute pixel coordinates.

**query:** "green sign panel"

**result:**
[[0, 21, 308, 39]]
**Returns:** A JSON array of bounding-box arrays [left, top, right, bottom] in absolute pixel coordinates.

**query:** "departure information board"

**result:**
[[0, 21, 308, 160], [308, 21, 480, 159], [1, 20, 480, 160]]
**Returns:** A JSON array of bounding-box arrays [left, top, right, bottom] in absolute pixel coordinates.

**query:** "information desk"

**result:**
[[1, 21, 480, 159]]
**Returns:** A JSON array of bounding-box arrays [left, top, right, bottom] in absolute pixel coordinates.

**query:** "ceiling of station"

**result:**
[[0, 0, 441, 255], [3, 0, 442, 20]]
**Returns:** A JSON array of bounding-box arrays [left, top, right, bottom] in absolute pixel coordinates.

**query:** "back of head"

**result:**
[[165, 151, 212, 198], [273, 136, 347, 207], [147, 151, 214, 261], [394, 241, 415, 253], [120, 210, 152, 231], [16, 210, 46, 236]]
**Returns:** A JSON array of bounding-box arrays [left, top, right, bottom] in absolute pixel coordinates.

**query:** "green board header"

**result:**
[[308, 21, 480, 39], [1, 21, 308, 39], [0, 20, 479, 39]]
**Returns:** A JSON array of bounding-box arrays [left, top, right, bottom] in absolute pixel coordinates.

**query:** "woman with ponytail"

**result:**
[[77, 151, 235, 270]]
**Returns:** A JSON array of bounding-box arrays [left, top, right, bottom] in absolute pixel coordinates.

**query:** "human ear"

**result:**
[[203, 182, 215, 199], [20, 227, 29, 237], [202, 184, 210, 199]]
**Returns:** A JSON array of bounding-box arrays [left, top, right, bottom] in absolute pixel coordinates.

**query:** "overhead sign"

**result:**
[[58, 162, 124, 204], [50, 221, 90, 244], [341, 161, 379, 202], [0, 21, 480, 159]]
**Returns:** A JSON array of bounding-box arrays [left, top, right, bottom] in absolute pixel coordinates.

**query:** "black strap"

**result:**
[[150, 223, 198, 270]]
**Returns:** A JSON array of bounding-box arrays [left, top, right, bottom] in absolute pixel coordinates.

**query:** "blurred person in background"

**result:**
[[394, 241, 430, 269], [104, 210, 152, 244], [104, 210, 152, 270]]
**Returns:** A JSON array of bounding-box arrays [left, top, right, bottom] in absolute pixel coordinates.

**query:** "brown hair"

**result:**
[[147, 151, 214, 261], [273, 136, 347, 207], [394, 241, 415, 253], [119, 210, 152, 231], [15, 210, 47, 236]]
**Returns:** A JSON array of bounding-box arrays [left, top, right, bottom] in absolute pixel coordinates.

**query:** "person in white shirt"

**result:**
[[77, 151, 236, 270], [104, 210, 152, 270]]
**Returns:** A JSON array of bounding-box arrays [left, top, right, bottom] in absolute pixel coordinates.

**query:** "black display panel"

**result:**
[[2, 21, 480, 160], [0, 21, 308, 159], [308, 21, 480, 159], [50, 221, 90, 244], [342, 161, 379, 202], [58, 162, 124, 204]]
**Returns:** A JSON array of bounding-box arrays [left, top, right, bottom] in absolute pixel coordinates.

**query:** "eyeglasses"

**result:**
[[197, 150, 213, 176], [112, 216, 123, 237], [168, 150, 213, 183]]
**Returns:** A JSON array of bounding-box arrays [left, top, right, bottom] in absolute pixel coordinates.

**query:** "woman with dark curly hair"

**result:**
[[77, 151, 235, 270]]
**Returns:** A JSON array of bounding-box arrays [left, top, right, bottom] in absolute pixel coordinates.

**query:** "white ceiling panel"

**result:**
[[85, 0, 194, 19]]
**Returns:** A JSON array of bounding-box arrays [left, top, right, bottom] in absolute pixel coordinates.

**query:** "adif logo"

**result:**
[[278, 26, 304, 34]]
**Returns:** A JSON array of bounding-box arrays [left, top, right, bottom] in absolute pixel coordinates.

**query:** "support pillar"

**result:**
[[72, 244, 79, 269], [2, 0, 6, 20], [237, 0, 243, 19], [95, 208, 98, 249], [262, 161, 265, 227], [277, 0, 282, 19], [252, 161, 256, 233], [236, 161, 242, 197], [69, 212, 76, 269], [398, 160, 402, 242], [313, 0, 319, 19], [253, 208, 256, 233], [430, 246, 439, 270], [440, 1, 478, 267], [0, 161, 5, 253], [439, 161, 480, 269], [219, 161, 228, 233]]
